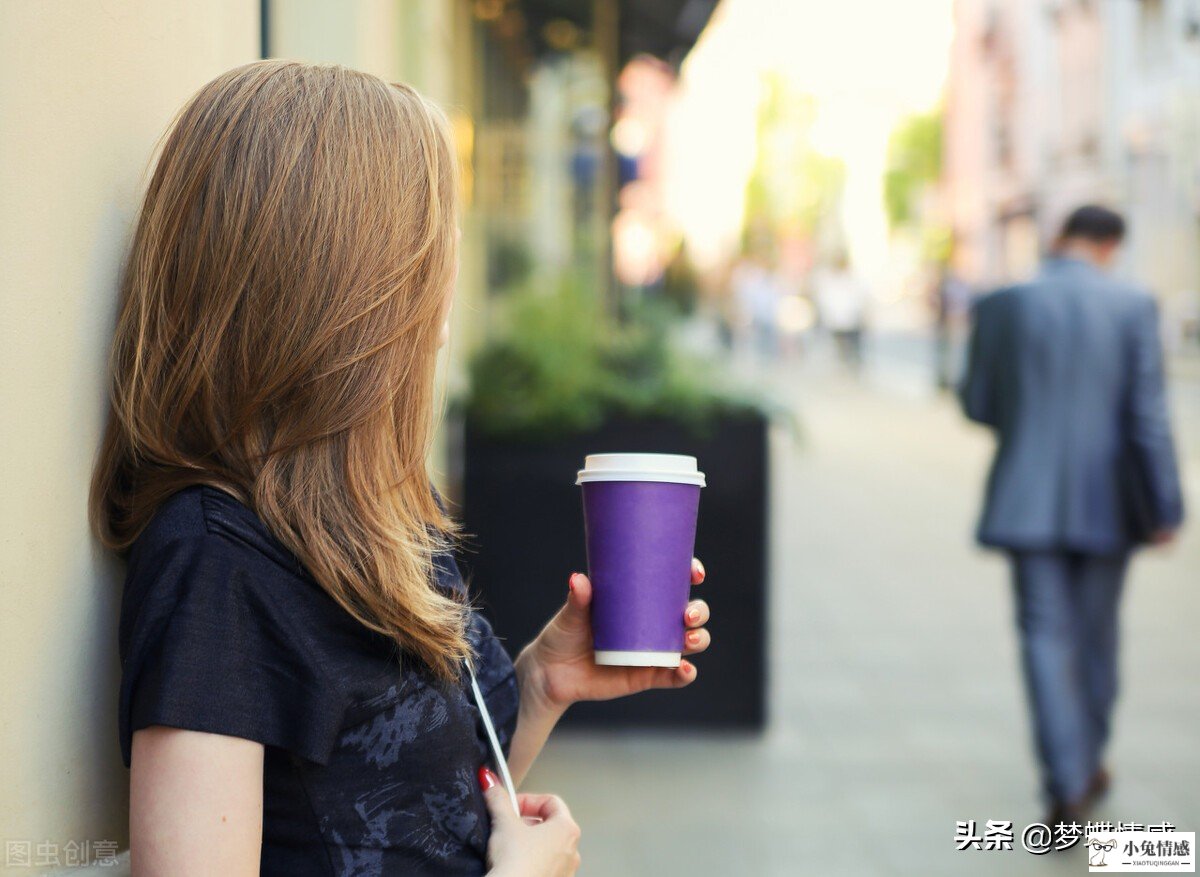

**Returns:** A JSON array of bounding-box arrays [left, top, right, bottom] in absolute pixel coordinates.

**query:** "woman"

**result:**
[[91, 61, 711, 876]]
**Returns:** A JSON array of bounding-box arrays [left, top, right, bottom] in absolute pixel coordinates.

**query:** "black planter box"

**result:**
[[455, 412, 769, 730]]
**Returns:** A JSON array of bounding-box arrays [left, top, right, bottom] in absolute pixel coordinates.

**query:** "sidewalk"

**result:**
[[524, 353, 1200, 876]]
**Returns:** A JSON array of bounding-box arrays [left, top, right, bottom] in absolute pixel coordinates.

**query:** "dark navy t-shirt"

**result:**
[[117, 485, 519, 876]]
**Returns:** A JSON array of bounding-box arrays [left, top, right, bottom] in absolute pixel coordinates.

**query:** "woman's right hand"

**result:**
[[480, 768, 581, 877]]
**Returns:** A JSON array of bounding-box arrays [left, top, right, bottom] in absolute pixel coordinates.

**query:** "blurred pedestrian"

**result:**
[[815, 252, 870, 369], [960, 205, 1185, 829], [731, 255, 783, 360], [931, 264, 971, 390]]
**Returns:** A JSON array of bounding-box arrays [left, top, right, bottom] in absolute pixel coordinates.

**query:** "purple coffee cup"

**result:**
[[577, 453, 706, 667]]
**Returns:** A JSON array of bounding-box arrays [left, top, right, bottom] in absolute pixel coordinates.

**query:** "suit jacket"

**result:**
[[960, 257, 1184, 554]]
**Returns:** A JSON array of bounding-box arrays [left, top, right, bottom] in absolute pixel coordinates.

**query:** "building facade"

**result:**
[[944, 0, 1200, 344]]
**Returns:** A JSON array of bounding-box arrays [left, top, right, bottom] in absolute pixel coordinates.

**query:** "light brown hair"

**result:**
[[91, 60, 469, 680]]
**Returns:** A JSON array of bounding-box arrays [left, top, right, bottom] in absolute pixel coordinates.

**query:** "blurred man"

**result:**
[[960, 206, 1184, 829]]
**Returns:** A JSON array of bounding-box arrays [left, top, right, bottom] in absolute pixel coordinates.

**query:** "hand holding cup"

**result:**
[[524, 559, 710, 709], [523, 454, 709, 710]]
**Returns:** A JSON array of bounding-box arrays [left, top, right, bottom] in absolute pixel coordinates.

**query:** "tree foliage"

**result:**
[[884, 111, 943, 230], [742, 73, 845, 256]]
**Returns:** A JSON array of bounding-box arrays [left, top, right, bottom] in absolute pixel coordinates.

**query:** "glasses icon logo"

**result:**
[[1089, 837, 1118, 867]]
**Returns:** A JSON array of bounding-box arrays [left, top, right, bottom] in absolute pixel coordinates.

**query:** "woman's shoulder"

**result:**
[[119, 485, 340, 693], [130, 485, 305, 581], [118, 485, 354, 767]]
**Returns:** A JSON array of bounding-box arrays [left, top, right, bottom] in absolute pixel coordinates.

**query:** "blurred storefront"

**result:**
[[261, 0, 718, 487], [267, 0, 716, 411]]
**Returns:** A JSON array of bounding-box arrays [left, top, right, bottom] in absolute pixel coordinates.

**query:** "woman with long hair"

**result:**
[[91, 60, 711, 876]]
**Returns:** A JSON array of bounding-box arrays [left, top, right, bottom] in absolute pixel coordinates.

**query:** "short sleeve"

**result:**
[[118, 529, 349, 767]]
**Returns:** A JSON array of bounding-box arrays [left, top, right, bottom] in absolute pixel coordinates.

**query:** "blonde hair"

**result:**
[[91, 60, 469, 681]]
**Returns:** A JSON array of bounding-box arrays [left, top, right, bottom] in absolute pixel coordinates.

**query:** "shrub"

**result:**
[[463, 274, 771, 440]]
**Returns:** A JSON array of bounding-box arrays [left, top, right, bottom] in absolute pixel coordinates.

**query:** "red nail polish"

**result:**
[[478, 766, 498, 790], [568, 573, 580, 592]]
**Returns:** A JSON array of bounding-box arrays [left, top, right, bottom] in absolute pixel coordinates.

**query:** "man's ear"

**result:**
[[1097, 240, 1121, 268]]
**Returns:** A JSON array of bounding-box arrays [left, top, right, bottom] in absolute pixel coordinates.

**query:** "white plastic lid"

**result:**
[[576, 453, 706, 487]]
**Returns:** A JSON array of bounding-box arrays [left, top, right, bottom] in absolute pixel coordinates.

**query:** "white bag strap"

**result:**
[[466, 657, 520, 815]]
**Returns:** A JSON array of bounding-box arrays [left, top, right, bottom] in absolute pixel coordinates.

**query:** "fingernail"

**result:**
[[687, 630, 701, 645], [478, 767, 498, 790], [694, 559, 706, 579], [687, 609, 699, 624], [568, 573, 581, 592]]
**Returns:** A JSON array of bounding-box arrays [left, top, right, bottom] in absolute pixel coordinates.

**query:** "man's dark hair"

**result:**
[[1059, 205, 1126, 243]]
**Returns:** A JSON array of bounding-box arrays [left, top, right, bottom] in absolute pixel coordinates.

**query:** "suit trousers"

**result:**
[[1009, 550, 1129, 805]]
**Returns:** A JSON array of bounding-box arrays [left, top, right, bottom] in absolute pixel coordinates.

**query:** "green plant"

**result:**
[[884, 110, 942, 231], [463, 273, 774, 440], [659, 242, 703, 315]]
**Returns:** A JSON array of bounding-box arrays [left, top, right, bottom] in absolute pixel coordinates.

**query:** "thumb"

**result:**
[[559, 572, 592, 628], [478, 767, 515, 824]]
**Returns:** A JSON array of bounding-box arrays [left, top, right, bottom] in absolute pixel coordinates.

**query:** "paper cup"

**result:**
[[577, 454, 705, 667]]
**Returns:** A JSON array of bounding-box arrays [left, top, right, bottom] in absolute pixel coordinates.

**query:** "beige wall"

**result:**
[[0, 2, 259, 872]]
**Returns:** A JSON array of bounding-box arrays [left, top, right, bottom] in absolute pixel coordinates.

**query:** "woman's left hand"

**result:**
[[517, 559, 710, 713]]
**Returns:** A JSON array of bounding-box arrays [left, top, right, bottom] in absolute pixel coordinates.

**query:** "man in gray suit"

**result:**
[[960, 206, 1184, 828]]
